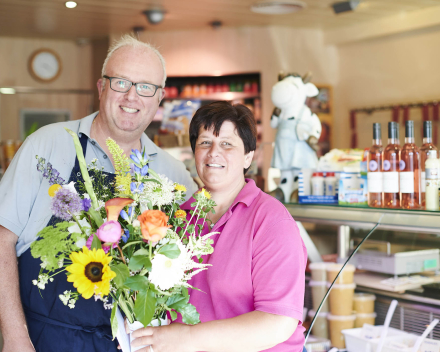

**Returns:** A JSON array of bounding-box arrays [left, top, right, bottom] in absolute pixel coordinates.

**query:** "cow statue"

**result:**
[[270, 72, 322, 203]]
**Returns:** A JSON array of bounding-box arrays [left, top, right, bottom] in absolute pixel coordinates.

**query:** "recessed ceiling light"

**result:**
[[65, 1, 77, 9], [251, 0, 305, 15], [0, 88, 16, 94]]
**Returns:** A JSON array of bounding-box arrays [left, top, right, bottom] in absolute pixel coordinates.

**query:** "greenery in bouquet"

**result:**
[[30, 128, 216, 337]]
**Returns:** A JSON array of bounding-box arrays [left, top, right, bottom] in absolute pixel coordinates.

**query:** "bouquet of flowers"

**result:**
[[31, 128, 216, 341]]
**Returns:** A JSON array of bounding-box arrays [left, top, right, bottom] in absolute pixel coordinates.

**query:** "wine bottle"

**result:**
[[383, 122, 401, 208], [367, 123, 383, 207], [420, 121, 438, 208], [400, 120, 421, 209]]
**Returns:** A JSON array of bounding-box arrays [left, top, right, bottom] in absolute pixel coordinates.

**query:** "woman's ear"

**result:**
[[244, 150, 254, 169]]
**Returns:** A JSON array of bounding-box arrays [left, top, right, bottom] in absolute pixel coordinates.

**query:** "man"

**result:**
[[0, 35, 197, 352]]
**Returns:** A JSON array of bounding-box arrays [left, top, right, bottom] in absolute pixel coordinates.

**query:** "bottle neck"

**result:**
[[372, 138, 382, 146], [388, 138, 399, 145], [405, 137, 415, 144], [423, 137, 432, 144]]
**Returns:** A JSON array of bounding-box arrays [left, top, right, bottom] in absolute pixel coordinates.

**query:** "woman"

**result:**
[[131, 101, 307, 352]]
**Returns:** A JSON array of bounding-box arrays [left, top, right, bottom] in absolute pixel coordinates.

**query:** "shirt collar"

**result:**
[[77, 111, 159, 157], [230, 178, 260, 209]]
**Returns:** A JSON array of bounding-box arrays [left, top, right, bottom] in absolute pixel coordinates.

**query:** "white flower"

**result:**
[[34, 274, 50, 290], [132, 219, 141, 228], [68, 299, 76, 309], [32, 280, 37, 285], [68, 218, 91, 235], [139, 174, 175, 208], [83, 193, 90, 199], [95, 200, 105, 211], [57, 258, 64, 268], [62, 181, 78, 194], [59, 290, 71, 305], [149, 252, 186, 290], [75, 238, 86, 249]]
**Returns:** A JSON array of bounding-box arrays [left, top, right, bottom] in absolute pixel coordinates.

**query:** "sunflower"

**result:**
[[66, 247, 116, 299]]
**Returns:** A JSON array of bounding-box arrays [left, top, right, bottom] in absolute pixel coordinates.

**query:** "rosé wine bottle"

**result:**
[[367, 123, 383, 207], [420, 121, 438, 208], [400, 120, 421, 209], [383, 122, 401, 208]]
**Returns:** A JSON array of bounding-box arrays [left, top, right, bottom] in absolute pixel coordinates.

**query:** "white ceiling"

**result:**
[[1, 0, 440, 40]]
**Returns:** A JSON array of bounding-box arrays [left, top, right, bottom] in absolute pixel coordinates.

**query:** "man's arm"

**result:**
[[0, 225, 35, 352]]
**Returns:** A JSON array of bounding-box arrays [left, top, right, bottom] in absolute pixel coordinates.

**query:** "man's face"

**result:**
[[97, 46, 165, 137]]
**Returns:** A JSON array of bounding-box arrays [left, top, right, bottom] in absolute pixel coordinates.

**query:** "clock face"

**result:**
[[29, 49, 62, 82]]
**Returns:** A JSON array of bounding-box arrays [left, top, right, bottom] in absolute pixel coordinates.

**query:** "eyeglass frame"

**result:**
[[103, 75, 163, 97]]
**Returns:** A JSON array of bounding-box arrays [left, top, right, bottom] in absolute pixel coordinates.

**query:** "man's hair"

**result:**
[[101, 34, 167, 87], [189, 101, 257, 174]]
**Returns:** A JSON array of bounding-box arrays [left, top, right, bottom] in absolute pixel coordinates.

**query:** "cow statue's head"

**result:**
[[271, 72, 319, 111]]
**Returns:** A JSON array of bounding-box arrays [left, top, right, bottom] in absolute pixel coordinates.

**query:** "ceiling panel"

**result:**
[[0, 0, 439, 40]]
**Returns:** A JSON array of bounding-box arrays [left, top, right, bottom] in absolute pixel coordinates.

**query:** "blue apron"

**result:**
[[18, 134, 118, 352]]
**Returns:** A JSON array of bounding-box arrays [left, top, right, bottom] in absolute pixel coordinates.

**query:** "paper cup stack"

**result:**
[[308, 263, 331, 338], [353, 293, 376, 328], [326, 263, 356, 349]]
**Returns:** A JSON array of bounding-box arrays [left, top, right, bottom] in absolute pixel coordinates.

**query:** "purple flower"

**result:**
[[51, 188, 83, 221], [128, 207, 133, 217], [122, 229, 130, 243], [134, 149, 143, 161], [133, 165, 141, 174], [43, 171, 49, 178], [52, 170, 60, 178], [46, 162, 52, 171], [130, 154, 140, 164], [141, 165, 149, 176], [37, 164, 44, 172], [120, 209, 129, 221], [82, 198, 92, 212], [96, 221, 122, 244]]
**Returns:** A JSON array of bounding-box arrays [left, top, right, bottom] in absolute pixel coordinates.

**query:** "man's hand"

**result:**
[[0, 226, 35, 352]]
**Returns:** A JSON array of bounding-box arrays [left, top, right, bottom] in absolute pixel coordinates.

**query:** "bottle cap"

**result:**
[[373, 123, 381, 140], [388, 121, 399, 139], [424, 120, 432, 139], [429, 150, 438, 159], [326, 172, 335, 177], [405, 120, 415, 138], [312, 172, 324, 177]]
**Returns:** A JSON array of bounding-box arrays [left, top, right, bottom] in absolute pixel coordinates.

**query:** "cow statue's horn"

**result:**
[[302, 71, 313, 83]]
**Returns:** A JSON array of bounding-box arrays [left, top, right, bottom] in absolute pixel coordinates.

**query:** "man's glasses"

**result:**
[[103, 75, 162, 97]]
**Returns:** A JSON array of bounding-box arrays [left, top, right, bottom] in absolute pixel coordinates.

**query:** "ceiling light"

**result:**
[[0, 88, 16, 94], [251, 1, 305, 15], [332, 0, 359, 14], [65, 1, 77, 9], [143, 9, 166, 25]]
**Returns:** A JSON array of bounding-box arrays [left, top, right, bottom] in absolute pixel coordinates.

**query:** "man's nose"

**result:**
[[124, 84, 138, 100]]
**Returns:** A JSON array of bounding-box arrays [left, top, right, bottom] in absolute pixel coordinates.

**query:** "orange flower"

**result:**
[[138, 210, 171, 242], [105, 198, 134, 222]]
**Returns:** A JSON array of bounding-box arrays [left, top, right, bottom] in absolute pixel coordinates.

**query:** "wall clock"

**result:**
[[28, 49, 62, 83]]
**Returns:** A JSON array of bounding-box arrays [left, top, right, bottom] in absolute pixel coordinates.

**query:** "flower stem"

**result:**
[[117, 244, 126, 264], [149, 241, 152, 260], [183, 203, 199, 237], [69, 212, 86, 236]]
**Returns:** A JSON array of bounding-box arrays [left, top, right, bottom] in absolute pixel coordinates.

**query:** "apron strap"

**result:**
[[25, 310, 113, 341], [73, 133, 89, 172]]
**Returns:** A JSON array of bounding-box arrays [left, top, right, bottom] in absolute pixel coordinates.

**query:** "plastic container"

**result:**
[[309, 262, 331, 282], [342, 326, 408, 352], [353, 293, 376, 313], [355, 312, 377, 328], [370, 333, 439, 352], [309, 280, 329, 312], [326, 263, 355, 284], [328, 282, 356, 316], [308, 309, 329, 339], [311, 172, 325, 196], [325, 172, 337, 196], [327, 313, 356, 349]]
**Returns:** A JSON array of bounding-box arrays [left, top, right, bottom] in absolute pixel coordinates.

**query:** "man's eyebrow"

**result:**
[[112, 74, 154, 84]]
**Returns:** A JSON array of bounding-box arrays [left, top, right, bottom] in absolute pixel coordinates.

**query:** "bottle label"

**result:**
[[426, 168, 439, 180], [383, 160, 391, 171], [399, 160, 406, 171], [400, 171, 415, 193], [367, 172, 383, 193], [383, 172, 399, 193], [369, 160, 378, 171]]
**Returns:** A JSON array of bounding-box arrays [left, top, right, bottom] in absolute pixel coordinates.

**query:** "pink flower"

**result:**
[[96, 220, 122, 244], [85, 233, 117, 254]]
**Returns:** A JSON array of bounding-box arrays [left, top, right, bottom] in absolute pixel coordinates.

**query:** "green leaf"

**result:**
[[124, 275, 150, 291], [111, 303, 118, 339], [91, 233, 102, 250], [87, 208, 104, 227], [128, 256, 152, 272], [166, 294, 188, 310], [134, 288, 156, 327], [176, 303, 200, 325], [122, 240, 143, 250], [157, 243, 181, 259], [133, 248, 149, 256], [187, 224, 195, 234], [182, 287, 189, 299], [111, 263, 130, 287], [170, 310, 177, 321]]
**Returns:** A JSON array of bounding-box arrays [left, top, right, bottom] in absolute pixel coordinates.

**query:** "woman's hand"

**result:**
[[131, 323, 193, 352]]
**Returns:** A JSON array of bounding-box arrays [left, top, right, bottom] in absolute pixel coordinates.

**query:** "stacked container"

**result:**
[[353, 293, 376, 328], [326, 263, 357, 349], [308, 263, 331, 338]]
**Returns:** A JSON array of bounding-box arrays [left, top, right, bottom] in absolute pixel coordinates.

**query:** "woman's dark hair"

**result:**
[[189, 101, 257, 174]]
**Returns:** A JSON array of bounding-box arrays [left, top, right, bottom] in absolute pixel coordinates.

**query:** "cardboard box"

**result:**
[[338, 172, 367, 206]]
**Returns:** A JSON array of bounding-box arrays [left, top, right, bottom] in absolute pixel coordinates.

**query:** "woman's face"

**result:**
[[194, 121, 254, 193]]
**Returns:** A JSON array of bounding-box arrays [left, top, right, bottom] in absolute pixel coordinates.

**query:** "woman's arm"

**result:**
[[131, 311, 298, 352]]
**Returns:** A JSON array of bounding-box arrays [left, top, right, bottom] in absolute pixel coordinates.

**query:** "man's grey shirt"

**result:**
[[0, 112, 197, 256]]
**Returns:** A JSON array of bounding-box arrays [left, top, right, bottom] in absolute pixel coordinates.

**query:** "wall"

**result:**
[[110, 26, 339, 184], [0, 36, 94, 141], [335, 26, 440, 149]]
